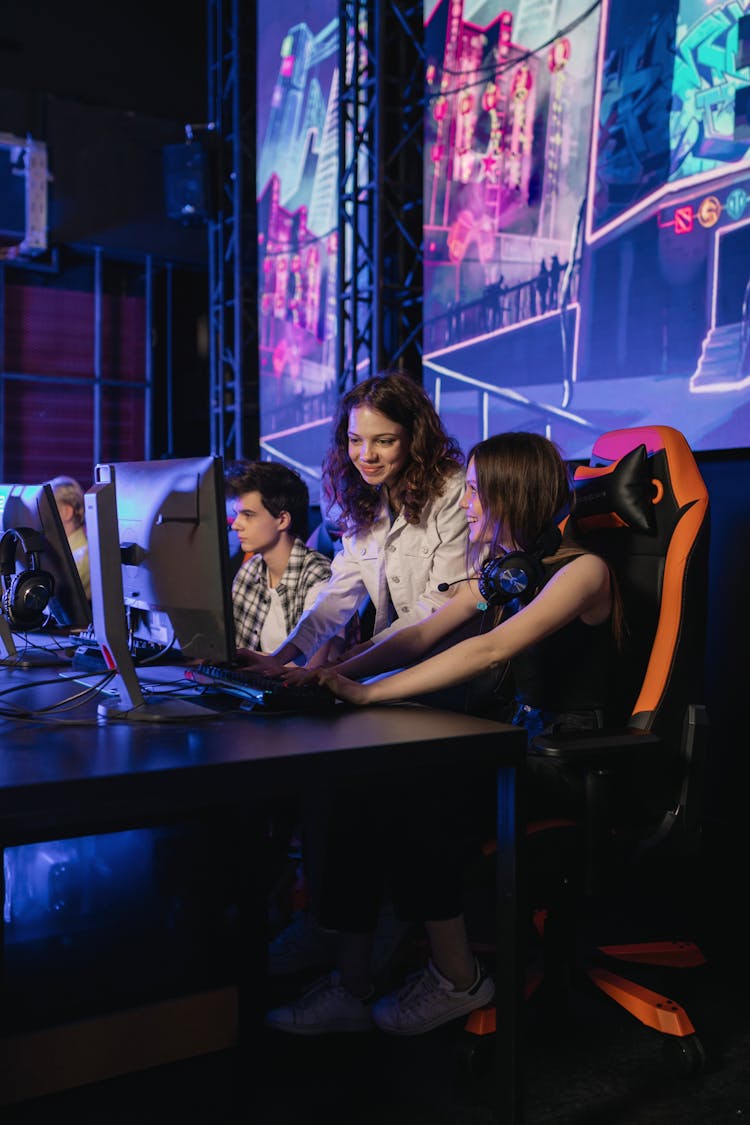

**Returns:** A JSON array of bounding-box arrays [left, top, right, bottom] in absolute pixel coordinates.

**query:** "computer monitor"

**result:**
[[0, 482, 92, 664], [85, 454, 235, 721]]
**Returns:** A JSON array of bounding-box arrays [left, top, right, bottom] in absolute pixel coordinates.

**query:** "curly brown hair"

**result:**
[[322, 371, 464, 534]]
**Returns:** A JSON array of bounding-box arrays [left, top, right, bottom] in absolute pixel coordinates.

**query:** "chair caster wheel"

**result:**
[[662, 1032, 706, 1076]]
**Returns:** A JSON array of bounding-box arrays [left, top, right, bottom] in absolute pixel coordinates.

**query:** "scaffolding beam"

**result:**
[[207, 0, 259, 460], [338, 0, 424, 394]]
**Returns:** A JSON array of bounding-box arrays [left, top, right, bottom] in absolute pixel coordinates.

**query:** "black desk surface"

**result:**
[[0, 657, 527, 1124], [0, 659, 524, 842]]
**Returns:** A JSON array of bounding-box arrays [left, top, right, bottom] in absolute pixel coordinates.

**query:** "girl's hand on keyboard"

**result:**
[[281, 666, 323, 686]]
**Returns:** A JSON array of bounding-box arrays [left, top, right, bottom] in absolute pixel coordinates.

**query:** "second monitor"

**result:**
[[102, 454, 235, 664], [86, 454, 235, 720]]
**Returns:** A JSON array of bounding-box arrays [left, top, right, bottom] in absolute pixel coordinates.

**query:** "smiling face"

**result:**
[[347, 405, 411, 490], [230, 490, 288, 557], [461, 457, 488, 545], [462, 455, 515, 552]]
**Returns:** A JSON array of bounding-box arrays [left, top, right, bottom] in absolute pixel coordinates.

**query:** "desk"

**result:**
[[0, 664, 527, 1123]]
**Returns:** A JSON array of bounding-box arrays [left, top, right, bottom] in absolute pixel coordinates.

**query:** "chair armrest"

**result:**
[[529, 726, 662, 766]]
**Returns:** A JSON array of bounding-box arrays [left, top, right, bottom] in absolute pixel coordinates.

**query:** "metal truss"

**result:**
[[337, 0, 424, 394], [207, 0, 259, 460]]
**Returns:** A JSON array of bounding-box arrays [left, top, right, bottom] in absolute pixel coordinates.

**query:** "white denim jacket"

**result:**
[[287, 470, 469, 659]]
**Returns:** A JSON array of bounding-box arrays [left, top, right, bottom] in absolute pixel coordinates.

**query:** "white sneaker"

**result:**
[[373, 959, 494, 1036], [265, 971, 374, 1035], [268, 910, 338, 976]]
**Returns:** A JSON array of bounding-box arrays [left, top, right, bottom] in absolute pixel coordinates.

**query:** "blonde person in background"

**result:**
[[50, 475, 90, 600]]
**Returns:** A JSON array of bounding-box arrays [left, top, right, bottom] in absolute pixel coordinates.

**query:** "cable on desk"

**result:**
[[137, 676, 218, 705], [0, 712, 107, 727], [0, 670, 118, 719], [0, 628, 75, 666]]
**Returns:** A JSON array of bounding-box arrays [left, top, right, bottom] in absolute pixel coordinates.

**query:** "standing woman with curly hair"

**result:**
[[239, 370, 468, 672]]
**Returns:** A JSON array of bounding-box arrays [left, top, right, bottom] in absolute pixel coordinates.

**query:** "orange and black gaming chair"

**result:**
[[464, 424, 711, 1074]]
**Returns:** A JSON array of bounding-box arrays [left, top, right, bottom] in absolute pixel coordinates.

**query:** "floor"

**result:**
[[3, 819, 749, 1125], [3, 963, 749, 1125]]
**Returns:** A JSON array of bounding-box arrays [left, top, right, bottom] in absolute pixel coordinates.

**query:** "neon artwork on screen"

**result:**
[[421, 0, 750, 461], [421, 0, 603, 459], [588, 0, 750, 243], [256, 0, 341, 503]]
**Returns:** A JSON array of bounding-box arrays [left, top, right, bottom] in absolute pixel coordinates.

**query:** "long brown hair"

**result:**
[[322, 371, 464, 534], [469, 431, 624, 641], [467, 432, 572, 573]]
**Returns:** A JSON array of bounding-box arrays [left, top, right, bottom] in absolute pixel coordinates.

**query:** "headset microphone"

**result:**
[[437, 578, 471, 592], [437, 574, 491, 612]]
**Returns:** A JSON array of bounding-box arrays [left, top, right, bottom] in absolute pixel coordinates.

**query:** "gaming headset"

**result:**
[[477, 521, 562, 608], [0, 527, 55, 630]]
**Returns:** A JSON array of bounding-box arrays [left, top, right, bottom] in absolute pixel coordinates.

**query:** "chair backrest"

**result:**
[[569, 425, 710, 741], [566, 424, 710, 850]]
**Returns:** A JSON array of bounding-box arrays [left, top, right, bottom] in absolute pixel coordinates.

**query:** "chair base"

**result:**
[[464, 941, 706, 1043]]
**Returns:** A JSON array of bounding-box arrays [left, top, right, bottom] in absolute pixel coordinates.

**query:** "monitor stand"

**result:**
[[0, 616, 16, 660], [85, 477, 218, 722], [0, 616, 69, 668]]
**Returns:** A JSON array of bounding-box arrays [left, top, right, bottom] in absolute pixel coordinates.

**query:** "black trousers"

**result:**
[[317, 768, 496, 934], [316, 707, 606, 935]]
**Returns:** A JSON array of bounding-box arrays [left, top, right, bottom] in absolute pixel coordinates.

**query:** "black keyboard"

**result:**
[[185, 662, 338, 714]]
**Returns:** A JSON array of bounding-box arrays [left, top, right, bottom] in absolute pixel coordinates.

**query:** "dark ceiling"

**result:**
[[0, 2, 212, 264], [0, 0, 208, 122]]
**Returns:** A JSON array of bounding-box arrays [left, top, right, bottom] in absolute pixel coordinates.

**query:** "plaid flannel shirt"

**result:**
[[231, 538, 333, 651]]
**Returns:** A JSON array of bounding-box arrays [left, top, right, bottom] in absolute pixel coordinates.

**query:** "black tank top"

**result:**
[[505, 554, 619, 722]]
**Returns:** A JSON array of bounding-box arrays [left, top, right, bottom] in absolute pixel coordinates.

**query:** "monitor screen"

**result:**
[[95, 454, 236, 665], [0, 482, 92, 630]]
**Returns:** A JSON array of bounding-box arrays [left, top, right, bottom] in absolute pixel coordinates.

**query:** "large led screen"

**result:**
[[423, 0, 750, 461], [256, 0, 341, 503]]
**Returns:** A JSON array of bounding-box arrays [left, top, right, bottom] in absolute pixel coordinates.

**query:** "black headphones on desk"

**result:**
[[0, 527, 55, 629]]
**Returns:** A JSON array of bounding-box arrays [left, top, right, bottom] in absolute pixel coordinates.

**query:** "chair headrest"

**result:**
[[570, 443, 657, 535]]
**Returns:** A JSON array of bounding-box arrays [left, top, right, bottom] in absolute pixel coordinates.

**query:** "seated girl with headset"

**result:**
[[264, 430, 624, 1038]]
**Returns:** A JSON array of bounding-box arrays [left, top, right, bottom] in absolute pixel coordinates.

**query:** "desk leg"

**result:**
[[0, 849, 4, 1011], [219, 812, 272, 1113], [494, 758, 526, 1125]]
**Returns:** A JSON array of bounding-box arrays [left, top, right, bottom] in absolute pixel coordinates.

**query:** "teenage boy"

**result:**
[[226, 460, 348, 664]]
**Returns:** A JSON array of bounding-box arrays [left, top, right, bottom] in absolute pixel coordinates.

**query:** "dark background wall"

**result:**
[[0, 1, 209, 263], [0, 2, 214, 471], [697, 453, 749, 824], [0, 2, 748, 833]]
